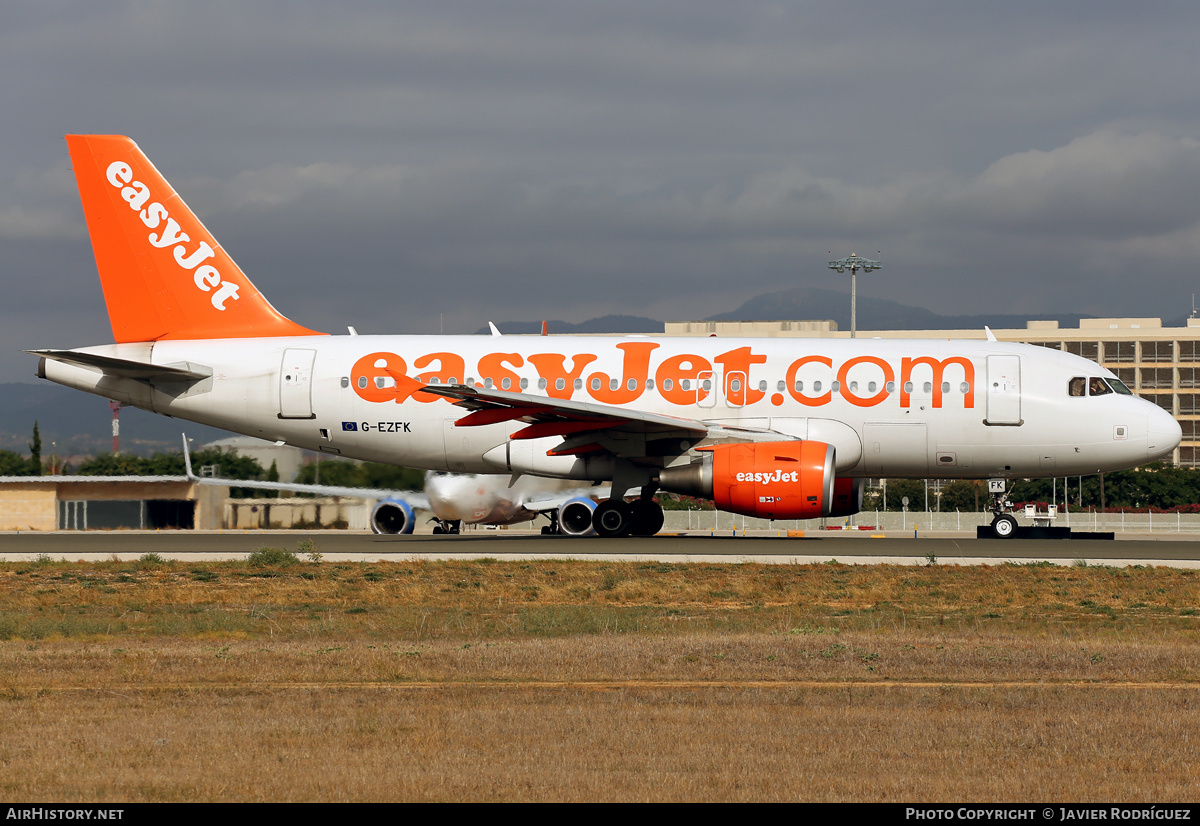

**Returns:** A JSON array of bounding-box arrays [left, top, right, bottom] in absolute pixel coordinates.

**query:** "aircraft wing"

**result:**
[[420, 383, 710, 458], [521, 489, 608, 514], [181, 435, 429, 509]]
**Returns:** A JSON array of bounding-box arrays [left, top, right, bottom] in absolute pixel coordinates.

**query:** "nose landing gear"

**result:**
[[987, 479, 1019, 539]]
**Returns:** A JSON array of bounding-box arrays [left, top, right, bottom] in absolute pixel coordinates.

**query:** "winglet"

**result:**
[[65, 135, 325, 343], [488, 322, 502, 337], [984, 326, 997, 342], [182, 433, 196, 480]]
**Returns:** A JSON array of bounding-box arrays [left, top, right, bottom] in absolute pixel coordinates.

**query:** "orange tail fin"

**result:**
[[66, 135, 324, 342]]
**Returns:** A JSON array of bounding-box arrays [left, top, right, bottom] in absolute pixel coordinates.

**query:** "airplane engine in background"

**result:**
[[370, 498, 416, 535], [659, 441, 836, 520], [556, 497, 597, 537], [828, 477, 865, 518]]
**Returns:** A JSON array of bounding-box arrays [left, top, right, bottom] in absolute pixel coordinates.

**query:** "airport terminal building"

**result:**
[[665, 316, 1200, 467]]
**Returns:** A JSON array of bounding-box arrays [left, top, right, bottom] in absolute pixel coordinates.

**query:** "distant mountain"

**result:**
[[706, 287, 1096, 331], [477, 289, 1106, 337], [0, 383, 232, 460], [476, 315, 663, 335]]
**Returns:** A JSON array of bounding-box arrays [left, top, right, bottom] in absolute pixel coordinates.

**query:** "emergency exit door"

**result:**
[[985, 355, 1022, 425]]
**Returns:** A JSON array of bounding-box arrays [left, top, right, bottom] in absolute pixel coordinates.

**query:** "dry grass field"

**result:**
[[1, 548, 1199, 801]]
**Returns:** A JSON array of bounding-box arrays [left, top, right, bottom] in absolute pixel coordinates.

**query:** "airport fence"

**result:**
[[661, 509, 1200, 534]]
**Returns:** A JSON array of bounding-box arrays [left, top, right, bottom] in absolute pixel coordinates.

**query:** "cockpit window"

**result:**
[[1108, 377, 1133, 395], [1089, 377, 1113, 396], [1069, 377, 1085, 397]]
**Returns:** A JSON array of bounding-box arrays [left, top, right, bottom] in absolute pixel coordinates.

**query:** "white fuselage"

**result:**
[[39, 334, 1180, 481]]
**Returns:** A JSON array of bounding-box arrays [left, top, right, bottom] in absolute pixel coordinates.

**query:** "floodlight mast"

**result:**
[[828, 252, 881, 339]]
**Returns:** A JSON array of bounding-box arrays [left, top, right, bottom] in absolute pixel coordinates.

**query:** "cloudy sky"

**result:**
[[3, 1, 1200, 383]]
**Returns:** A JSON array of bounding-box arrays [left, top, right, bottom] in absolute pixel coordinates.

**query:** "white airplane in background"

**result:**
[[180, 435, 604, 535], [32, 135, 1181, 539]]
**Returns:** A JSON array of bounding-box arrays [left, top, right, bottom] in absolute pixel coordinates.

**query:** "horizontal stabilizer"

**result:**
[[28, 349, 212, 382]]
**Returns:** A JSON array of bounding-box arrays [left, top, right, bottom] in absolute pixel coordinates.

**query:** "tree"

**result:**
[[76, 447, 266, 496], [76, 453, 148, 476], [266, 460, 280, 498], [939, 480, 983, 512], [0, 450, 33, 476], [294, 459, 424, 491], [28, 422, 42, 477], [879, 479, 926, 511]]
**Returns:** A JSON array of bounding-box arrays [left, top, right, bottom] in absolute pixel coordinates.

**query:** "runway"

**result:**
[[2, 529, 1199, 567]]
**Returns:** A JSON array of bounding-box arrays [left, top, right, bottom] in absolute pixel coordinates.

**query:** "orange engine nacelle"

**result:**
[[660, 441, 836, 520]]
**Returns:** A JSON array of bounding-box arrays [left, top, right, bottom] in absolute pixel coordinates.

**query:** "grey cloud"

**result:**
[[6, 2, 1200, 382]]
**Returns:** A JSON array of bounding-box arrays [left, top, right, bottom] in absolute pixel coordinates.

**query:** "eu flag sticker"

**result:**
[[341, 421, 358, 432]]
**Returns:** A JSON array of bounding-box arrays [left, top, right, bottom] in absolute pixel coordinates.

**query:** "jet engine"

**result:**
[[659, 441, 836, 520], [370, 497, 416, 535], [557, 496, 598, 537], [828, 477, 865, 518]]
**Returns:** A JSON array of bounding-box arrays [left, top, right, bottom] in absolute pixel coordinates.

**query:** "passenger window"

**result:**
[[1069, 377, 1085, 397]]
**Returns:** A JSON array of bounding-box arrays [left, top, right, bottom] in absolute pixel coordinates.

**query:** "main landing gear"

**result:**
[[431, 519, 461, 535], [987, 479, 1018, 539], [593, 491, 665, 538]]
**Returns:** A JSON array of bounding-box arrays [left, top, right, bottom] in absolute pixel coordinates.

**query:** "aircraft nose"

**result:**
[[1146, 405, 1182, 461]]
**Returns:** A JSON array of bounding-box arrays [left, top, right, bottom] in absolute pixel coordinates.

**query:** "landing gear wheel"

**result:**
[[593, 499, 633, 537], [432, 519, 461, 536], [629, 499, 664, 536], [991, 514, 1018, 539]]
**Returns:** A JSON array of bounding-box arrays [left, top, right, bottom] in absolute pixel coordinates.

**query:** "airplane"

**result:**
[[180, 434, 605, 535], [30, 135, 1182, 539]]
